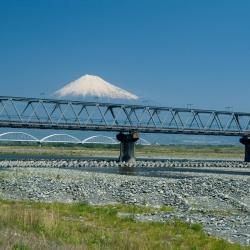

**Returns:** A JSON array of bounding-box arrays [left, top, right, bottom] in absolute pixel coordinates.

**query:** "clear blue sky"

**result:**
[[0, 0, 249, 111]]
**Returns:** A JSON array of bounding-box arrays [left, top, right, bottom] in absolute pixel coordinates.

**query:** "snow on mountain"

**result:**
[[54, 74, 139, 100]]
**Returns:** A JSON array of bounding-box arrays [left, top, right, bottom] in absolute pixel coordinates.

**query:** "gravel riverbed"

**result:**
[[0, 159, 249, 245]]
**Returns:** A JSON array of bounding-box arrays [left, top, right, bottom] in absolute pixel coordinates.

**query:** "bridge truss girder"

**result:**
[[0, 96, 250, 137]]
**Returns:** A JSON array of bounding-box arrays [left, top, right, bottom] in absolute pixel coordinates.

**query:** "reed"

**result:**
[[0, 200, 248, 250]]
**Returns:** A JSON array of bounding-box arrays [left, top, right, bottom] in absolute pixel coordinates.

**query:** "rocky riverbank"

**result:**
[[0, 159, 249, 245], [1, 158, 250, 169]]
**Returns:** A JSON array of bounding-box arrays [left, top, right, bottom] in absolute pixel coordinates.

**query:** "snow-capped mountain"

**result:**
[[54, 74, 139, 100]]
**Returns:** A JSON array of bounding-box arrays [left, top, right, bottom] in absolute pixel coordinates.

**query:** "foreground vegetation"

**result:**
[[0, 143, 244, 159], [0, 200, 249, 250]]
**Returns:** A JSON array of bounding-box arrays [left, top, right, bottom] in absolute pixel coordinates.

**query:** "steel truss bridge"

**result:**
[[0, 96, 250, 137]]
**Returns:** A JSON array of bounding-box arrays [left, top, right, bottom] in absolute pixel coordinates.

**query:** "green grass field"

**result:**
[[0, 143, 244, 159], [0, 200, 249, 250]]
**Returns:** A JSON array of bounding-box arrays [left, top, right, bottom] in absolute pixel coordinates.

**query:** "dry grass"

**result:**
[[0, 200, 249, 250], [0, 144, 244, 159]]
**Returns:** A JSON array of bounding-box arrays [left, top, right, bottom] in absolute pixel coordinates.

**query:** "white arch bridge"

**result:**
[[0, 132, 151, 146]]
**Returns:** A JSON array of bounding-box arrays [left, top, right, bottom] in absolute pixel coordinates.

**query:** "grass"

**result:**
[[0, 143, 244, 159], [0, 200, 249, 250]]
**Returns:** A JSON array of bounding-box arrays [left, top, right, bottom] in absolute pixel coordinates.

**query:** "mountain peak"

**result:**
[[55, 74, 139, 100]]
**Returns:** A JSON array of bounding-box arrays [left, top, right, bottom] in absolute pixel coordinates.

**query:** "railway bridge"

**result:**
[[1, 96, 250, 162]]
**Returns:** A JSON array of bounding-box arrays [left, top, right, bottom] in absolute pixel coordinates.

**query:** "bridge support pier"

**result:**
[[240, 137, 250, 162], [116, 132, 139, 162]]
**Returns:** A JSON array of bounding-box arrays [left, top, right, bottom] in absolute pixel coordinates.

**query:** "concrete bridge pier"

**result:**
[[240, 137, 250, 162], [116, 132, 139, 162]]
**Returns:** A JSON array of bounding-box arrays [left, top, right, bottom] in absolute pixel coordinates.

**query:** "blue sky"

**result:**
[[0, 0, 249, 111]]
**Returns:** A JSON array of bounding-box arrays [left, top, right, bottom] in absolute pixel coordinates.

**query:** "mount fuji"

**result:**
[[54, 74, 139, 100]]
